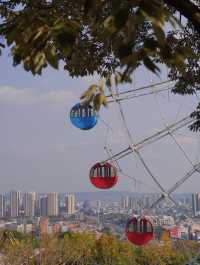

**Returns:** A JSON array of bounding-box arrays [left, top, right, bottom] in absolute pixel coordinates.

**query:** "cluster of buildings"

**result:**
[[0, 191, 76, 218], [0, 191, 200, 242], [120, 193, 196, 214], [119, 193, 200, 241], [120, 194, 160, 211]]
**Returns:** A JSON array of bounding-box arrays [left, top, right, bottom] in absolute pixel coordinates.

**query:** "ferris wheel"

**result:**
[[69, 71, 200, 247]]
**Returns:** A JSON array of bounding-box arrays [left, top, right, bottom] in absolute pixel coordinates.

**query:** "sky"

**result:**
[[0, 51, 200, 193]]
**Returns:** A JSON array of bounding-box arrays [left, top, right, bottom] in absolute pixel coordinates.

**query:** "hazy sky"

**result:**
[[0, 52, 200, 193]]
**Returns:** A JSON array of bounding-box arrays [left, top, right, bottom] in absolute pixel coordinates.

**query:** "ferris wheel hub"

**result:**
[[161, 192, 169, 198]]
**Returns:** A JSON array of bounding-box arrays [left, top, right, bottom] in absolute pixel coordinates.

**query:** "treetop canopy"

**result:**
[[0, 0, 200, 129]]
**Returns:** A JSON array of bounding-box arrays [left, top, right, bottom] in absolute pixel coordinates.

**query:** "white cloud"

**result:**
[[0, 86, 75, 106]]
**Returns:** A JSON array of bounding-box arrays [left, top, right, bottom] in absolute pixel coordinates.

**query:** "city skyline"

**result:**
[[0, 190, 77, 218], [0, 187, 199, 244], [0, 189, 197, 242]]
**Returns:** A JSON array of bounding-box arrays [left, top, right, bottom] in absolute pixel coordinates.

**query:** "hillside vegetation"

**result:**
[[0, 231, 199, 265]]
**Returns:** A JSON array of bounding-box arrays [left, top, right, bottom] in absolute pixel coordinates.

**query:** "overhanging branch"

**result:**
[[164, 0, 200, 34]]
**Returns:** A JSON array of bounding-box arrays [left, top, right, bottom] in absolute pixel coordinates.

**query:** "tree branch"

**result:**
[[164, 0, 200, 33]]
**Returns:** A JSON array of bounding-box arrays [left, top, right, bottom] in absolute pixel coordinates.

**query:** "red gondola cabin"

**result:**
[[89, 162, 118, 189], [126, 217, 153, 246]]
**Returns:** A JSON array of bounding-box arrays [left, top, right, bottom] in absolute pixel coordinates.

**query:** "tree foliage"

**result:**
[[0, 0, 197, 76], [168, 17, 200, 131], [0, 0, 200, 129], [1, 231, 199, 265]]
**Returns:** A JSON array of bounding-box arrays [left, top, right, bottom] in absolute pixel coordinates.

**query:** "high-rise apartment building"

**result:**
[[47, 193, 58, 216], [34, 195, 40, 216], [66, 194, 75, 214], [192, 193, 200, 216], [10, 191, 20, 217], [121, 196, 130, 209], [96, 200, 101, 211], [24, 192, 36, 217], [0, 194, 4, 217], [121, 196, 137, 210], [40, 197, 48, 217]]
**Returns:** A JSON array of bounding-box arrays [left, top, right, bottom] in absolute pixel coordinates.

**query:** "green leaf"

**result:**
[[144, 38, 158, 51], [80, 90, 92, 100], [6, 27, 19, 46], [88, 84, 98, 93], [102, 95, 108, 107], [103, 16, 117, 33], [143, 57, 160, 74], [93, 93, 105, 111], [80, 85, 97, 101], [32, 26, 48, 42], [45, 45, 59, 69], [115, 8, 129, 29], [33, 52, 46, 74], [152, 25, 166, 46], [23, 57, 31, 71]]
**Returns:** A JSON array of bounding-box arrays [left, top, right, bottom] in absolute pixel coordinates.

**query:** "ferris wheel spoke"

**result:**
[[106, 80, 198, 216], [151, 162, 200, 209], [106, 80, 173, 99], [167, 195, 179, 207], [107, 87, 173, 103], [102, 115, 193, 164], [109, 84, 169, 201], [150, 196, 164, 209], [168, 162, 200, 194], [150, 192, 177, 209], [135, 116, 193, 150], [135, 150, 167, 193], [104, 144, 157, 191], [154, 93, 197, 171], [104, 146, 120, 170]]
